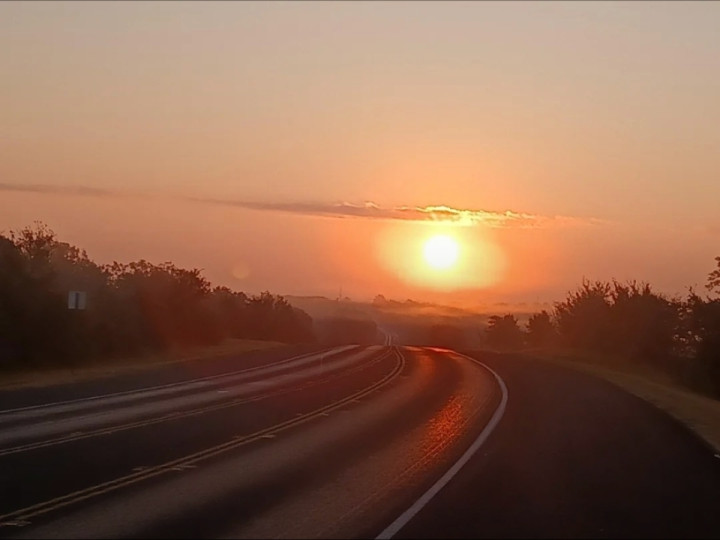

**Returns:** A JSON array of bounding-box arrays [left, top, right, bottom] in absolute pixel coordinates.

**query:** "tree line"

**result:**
[[0, 222, 315, 370], [3, 221, 719, 396], [484, 260, 720, 397]]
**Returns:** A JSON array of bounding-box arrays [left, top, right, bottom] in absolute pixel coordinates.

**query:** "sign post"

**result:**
[[67, 291, 87, 310]]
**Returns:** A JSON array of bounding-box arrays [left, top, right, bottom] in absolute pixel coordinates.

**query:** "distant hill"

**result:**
[[285, 294, 550, 348], [285, 294, 547, 322]]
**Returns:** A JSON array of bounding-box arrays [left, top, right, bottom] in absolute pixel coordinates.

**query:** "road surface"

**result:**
[[0, 346, 718, 538]]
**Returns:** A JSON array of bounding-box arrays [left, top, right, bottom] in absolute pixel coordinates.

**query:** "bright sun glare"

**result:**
[[423, 235, 459, 270]]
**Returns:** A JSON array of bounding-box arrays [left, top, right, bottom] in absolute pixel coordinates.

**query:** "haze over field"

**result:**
[[2, 1, 719, 306]]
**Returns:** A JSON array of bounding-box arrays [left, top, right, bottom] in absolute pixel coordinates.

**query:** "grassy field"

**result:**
[[0, 339, 285, 391], [531, 349, 720, 454]]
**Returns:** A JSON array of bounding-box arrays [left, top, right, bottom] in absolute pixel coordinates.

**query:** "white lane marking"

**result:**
[[170, 464, 197, 471], [0, 348, 383, 450], [0, 520, 31, 528], [375, 350, 509, 540]]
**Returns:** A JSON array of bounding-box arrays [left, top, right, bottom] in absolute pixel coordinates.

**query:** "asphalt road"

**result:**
[[392, 351, 720, 539], [0, 345, 499, 538], [0, 346, 718, 538]]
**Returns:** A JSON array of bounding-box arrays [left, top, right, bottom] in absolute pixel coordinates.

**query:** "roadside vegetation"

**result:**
[[478, 257, 720, 451], [4, 220, 720, 418], [481, 262, 720, 400], [0, 222, 316, 374]]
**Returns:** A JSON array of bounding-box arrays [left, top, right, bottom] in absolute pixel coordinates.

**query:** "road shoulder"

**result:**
[[0, 339, 287, 392], [530, 353, 720, 454]]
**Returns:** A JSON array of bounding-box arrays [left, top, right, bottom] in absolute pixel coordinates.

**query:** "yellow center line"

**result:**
[[0, 348, 405, 526]]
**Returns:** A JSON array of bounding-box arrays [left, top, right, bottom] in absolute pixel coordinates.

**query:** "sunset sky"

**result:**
[[1, 1, 719, 308]]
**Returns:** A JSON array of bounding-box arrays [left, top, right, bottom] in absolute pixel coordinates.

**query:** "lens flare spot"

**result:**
[[231, 262, 250, 280]]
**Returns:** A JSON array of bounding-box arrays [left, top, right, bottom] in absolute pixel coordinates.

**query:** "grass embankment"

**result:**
[[530, 349, 720, 454], [0, 339, 285, 391]]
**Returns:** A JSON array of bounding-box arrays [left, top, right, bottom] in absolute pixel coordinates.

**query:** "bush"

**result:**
[[0, 223, 316, 370]]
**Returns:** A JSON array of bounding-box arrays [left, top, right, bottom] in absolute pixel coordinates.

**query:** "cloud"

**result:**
[[193, 198, 602, 229], [0, 182, 113, 197], [0, 182, 601, 229]]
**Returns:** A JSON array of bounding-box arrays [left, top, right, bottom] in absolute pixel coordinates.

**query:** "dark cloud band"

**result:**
[[0, 182, 600, 229]]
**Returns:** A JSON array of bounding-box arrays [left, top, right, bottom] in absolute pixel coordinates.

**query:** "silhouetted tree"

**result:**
[[526, 310, 557, 347], [101, 260, 217, 349], [684, 290, 720, 395], [0, 236, 53, 367], [553, 279, 682, 365], [206, 286, 250, 339], [707, 256, 720, 295], [8, 221, 57, 283], [607, 280, 681, 364], [554, 280, 613, 351], [1, 224, 80, 367], [485, 314, 524, 350], [0, 223, 316, 370]]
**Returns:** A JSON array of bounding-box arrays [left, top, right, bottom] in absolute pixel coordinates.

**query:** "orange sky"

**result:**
[[1, 2, 719, 306]]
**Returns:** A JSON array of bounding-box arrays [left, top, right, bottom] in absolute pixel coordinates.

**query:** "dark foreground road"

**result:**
[[0, 346, 718, 538], [392, 351, 720, 539], [0, 346, 498, 538]]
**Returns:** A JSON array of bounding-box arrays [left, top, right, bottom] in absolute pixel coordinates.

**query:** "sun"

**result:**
[[423, 234, 459, 270]]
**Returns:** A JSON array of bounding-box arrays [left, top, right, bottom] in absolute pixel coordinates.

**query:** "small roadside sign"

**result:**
[[68, 291, 87, 310]]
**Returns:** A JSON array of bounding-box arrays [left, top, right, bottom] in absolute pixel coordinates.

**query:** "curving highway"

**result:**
[[0, 346, 718, 538]]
